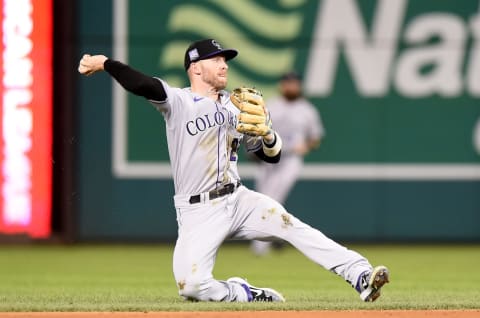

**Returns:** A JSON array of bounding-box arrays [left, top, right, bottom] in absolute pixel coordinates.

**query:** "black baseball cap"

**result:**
[[184, 39, 238, 70], [280, 71, 302, 81]]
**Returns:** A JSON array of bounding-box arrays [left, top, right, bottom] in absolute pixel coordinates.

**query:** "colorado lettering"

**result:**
[[185, 111, 226, 136], [227, 111, 237, 127]]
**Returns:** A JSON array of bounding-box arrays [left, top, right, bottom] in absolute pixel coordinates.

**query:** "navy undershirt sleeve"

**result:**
[[104, 59, 167, 102]]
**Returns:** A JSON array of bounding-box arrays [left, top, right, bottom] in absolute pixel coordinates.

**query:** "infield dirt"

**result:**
[[1, 310, 479, 318]]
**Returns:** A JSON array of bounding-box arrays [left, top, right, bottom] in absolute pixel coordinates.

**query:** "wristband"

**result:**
[[263, 132, 282, 157]]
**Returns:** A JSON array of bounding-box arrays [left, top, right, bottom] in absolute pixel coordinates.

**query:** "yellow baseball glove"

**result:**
[[230, 87, 272, 136]]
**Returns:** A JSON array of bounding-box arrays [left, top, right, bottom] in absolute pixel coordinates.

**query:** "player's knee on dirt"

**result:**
[[177, 277, 216, 301], [178, 276, 248, 302], [178, 281, 202, 301]]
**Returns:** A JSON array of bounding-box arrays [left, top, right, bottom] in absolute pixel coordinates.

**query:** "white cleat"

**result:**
[[228, 277, 285, 302], [358, 265, 390, 302]]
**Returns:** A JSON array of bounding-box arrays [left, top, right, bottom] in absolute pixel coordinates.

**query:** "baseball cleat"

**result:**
[[357, 265, 390, 302], [227, 277, 285, 302]]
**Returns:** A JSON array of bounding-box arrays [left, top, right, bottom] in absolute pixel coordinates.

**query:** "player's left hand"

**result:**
[[230, 87, 272, 136], [293, 142, 309, 156]]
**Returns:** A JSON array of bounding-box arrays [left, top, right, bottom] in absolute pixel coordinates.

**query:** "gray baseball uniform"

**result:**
[[90, 36, 382, 301], [252, 95, 324, 255], [256, 96, 324, 203], [151, 79, 372, 302], [79, 35, 389, 302], [474, 117, 480, 155]]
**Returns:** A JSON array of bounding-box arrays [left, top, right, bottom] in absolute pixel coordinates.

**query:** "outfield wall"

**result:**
[[76, 0, 480, 241]]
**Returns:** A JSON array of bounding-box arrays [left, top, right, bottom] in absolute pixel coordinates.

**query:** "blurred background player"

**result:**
[[474, 117, 480, 156], [251, 71, 325, 256]]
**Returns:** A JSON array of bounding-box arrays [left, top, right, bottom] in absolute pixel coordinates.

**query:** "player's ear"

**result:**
[[191, 62, 201, 75]]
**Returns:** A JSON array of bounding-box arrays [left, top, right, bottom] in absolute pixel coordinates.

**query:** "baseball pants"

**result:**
[[172, 185, 372, 302]]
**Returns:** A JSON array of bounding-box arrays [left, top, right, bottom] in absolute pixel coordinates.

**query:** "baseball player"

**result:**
[[474, 117, 480, 155], [78, 38, 389, 303], [251, 71, 325, 256]]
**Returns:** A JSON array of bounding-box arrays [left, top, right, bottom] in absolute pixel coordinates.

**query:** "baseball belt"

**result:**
[[189, 181, 242, 204]]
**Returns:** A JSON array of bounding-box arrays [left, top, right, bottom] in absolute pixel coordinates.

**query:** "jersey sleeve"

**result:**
[[243, 135, 263, 153], [149, 78, 185, 122]]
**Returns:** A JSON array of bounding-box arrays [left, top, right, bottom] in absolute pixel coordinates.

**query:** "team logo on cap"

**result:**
[[189, 48, 199, 61], [212, 40, 222, 50]]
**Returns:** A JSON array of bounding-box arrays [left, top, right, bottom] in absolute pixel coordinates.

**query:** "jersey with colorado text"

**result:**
[[150, 79, 262, 196]]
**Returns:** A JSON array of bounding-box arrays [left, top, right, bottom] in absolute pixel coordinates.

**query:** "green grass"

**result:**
[[0, 243, 479, 311]]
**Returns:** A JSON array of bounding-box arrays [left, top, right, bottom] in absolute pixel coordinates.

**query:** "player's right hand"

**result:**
[[78, 54, 108, 76]]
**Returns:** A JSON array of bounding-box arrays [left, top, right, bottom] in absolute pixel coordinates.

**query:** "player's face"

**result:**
[[198, 55, 228, 90], [280, 79, 301, 101]]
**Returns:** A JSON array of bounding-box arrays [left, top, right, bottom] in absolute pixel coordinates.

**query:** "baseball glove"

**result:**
[[230, 87, 272, 136]]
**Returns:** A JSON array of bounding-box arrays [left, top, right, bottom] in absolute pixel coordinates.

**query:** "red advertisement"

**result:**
[[0, 0, 53, 238]]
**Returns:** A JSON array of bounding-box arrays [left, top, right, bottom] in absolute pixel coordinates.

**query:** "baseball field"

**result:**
[[0, 243, 479, 317]]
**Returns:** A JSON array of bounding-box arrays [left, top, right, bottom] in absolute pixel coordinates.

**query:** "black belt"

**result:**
[[189, 182, 241, 204]]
